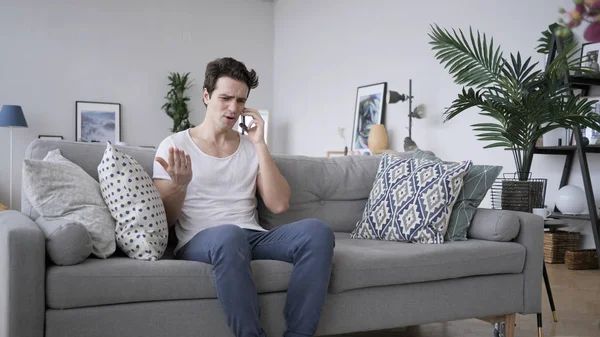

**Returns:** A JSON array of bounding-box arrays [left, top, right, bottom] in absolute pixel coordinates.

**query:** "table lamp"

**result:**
[[0, 105, 28, 209]]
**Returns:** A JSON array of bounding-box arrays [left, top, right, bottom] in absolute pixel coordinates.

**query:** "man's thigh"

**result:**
[[176, 224, 248, 263], [247, 218, 330, 262]]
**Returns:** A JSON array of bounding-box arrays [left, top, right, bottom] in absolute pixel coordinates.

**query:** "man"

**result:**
[[152, 57, 335, 337]]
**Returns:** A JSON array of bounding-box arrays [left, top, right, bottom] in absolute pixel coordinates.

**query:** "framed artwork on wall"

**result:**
[[351, 82, 387, 153], [76, 101, 121, 143]]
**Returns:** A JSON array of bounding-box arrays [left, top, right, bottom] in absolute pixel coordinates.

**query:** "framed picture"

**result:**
[[76, 101, 121, 143], [351, 82, 387, 153], [38, 135, 63, 140], [581, 95, 600, 145], [581, 42, 600, 71]]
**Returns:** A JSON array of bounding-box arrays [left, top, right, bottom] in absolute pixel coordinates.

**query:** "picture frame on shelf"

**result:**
[[581, 95, 600, 145], [351, 82, 387, 153], [38, 135, 63, 140], [580, 42, 600, 73], [76, 101, 121, 143]]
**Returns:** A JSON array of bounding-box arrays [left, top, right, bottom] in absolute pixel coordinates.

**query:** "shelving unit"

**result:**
[[534, 137, 600, 266], [533, 32, 600, 266]]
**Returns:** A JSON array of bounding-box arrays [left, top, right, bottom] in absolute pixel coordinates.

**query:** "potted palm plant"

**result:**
[[162, 72, 195, 133], [428, 23, 600, 211]]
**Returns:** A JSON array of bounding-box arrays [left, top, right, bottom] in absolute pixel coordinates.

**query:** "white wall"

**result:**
[[273, 0, 599, 248], [0, 0, 274, 209]]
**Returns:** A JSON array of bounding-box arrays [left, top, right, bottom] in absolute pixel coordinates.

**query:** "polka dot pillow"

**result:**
[[97, 143, 168, 261]]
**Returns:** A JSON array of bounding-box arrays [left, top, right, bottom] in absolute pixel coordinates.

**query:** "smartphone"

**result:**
[[239, 116, 249, 133]]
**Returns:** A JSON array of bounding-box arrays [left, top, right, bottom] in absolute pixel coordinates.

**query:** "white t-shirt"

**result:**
[[153, 129, 266, 254]]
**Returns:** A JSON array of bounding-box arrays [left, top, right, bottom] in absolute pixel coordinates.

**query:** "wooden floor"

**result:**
[[329, 264, 600, 337]]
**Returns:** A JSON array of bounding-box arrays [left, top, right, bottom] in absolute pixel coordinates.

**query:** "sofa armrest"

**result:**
[[469, 208, 543, 314], [0, 210, 45, 337]]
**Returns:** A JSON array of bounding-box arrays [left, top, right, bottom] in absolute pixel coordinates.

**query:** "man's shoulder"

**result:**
[[158, 129, 190, 146]]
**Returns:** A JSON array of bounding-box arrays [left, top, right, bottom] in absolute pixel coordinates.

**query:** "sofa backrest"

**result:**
[[22, 139, 156, 220], [257, 152, 412, 232], [22, 139, 413, 233]]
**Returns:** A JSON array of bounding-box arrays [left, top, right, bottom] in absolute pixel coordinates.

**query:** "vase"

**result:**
[[368, 124, 388, 154]]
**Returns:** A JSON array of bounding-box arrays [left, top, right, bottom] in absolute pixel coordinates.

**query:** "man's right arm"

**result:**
[[154, 179, 187, 228]]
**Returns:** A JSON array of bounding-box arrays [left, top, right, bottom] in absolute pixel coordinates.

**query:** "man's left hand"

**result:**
[[241, 108, 266, 145]]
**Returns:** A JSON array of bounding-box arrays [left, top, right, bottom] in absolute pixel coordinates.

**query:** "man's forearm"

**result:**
[[154, 180, 187, 228], [255, 143, 291, 213]]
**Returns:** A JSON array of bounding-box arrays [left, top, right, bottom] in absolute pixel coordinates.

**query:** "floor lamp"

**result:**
[[388, 79, 426, 151], [0, 105, 28, 209]]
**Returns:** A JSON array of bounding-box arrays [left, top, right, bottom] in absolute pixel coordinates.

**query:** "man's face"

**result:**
[[203, 76, 249, 130]]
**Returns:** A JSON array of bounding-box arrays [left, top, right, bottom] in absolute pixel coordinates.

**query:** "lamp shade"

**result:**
[[388, 91, 407, 104], [0, 105, 28, 127]]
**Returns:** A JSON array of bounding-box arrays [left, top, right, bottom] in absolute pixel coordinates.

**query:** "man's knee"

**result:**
[[209, 224, 249, 256], [300, 218, 335, 249]]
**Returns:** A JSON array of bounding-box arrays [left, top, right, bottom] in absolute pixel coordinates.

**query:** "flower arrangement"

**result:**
[[557, 0, 600, 42]]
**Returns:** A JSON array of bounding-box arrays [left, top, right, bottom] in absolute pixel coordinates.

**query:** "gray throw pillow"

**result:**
[[412, 149, 502, 241], [35, 216, 92, 265], [22, 149, 116, 258]]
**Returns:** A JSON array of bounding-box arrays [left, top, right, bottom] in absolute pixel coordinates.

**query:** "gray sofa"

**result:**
[[0, 139, 543, 337]]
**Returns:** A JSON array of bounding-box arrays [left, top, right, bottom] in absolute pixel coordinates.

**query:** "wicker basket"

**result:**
[[565, 249, 599, 270], [543, 231, 580, 264]]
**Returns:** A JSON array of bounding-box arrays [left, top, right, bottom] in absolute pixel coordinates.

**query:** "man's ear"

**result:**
[[203, 88, 210, 105]]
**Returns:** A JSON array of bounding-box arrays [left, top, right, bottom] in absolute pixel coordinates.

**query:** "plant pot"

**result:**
[[495, 174, 547, 213], [500, 180, 545, 213]]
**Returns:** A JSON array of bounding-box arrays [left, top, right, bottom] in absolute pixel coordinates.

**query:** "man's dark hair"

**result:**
[[203, 57, 259, 106]]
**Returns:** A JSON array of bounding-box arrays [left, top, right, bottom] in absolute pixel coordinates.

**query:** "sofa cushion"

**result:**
[[22, 149, 116, 258], [468, 208, 521, 241], [351, 153, 472, 243], [98, 143, 169, 261], [412, 149, 503, 241], [22, 139, 156, 222], [34, 217, 92, 266], [329, 232, 525, 293], [259, 154, 410, 232], [46, 256, 293, 309]]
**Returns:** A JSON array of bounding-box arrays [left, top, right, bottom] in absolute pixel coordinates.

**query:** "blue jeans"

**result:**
[[175, 218, 335, 337]]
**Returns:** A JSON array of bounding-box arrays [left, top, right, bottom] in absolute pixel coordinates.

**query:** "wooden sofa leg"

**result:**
[[504, 313, 516, 337]]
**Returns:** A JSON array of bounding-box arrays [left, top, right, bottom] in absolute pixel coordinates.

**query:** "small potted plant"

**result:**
[[162, 72, 195, 133]]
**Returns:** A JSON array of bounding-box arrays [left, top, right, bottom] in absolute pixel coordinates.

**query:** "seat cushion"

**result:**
[[329, 232, 526, 293], [46, 255, 293, 309], [46, 232, 526, 309]]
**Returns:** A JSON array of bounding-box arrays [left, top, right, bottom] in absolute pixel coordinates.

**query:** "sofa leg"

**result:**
[[503, 313, 515, 337], [479, 313, 516, 337], [537, 312, 543, 337]]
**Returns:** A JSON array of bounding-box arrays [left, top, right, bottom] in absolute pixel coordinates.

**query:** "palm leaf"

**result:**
[[429, 24, 503, 88]]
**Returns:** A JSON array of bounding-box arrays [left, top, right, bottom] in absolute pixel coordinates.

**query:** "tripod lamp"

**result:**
[[388, 79, 426, 151], [0, 105, 28, 209]]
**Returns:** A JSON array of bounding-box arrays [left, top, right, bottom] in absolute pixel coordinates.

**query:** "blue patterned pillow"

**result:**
[[412, 149, 503, 241], [350, 153, 472, 244]]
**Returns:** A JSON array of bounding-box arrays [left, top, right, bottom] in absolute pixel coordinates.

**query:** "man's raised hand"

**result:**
[[155, 147, 192, 188]]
